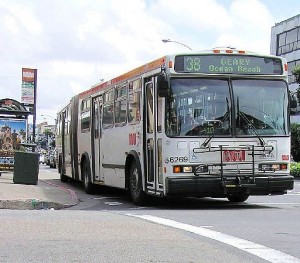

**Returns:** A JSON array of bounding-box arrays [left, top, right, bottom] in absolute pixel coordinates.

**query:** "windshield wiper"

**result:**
[[238, 111, 265, 146], [201, 129, 216, 148], [236, 96, 265, 146], [241, 105, 277, 128], [200, 120, 222, 148]]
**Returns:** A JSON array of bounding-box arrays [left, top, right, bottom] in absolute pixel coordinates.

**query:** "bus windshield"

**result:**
[[166, 78, 288, 137], [234, 79, 288, 136]]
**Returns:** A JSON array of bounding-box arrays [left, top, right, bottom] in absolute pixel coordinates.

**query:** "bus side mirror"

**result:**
[[157, 74, 169, 97]]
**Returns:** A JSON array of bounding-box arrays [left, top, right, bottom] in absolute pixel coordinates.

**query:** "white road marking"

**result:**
[[127, 214, 300, 263], [128, 207, 147, 210], [92, 196, 124, 200], [287, 191, 300, 195], [104, 202, 122, 206], [251, 203, 300, 205]]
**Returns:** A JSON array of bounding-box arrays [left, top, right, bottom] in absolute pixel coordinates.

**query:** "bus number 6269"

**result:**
[[166, 156, 188, 163]]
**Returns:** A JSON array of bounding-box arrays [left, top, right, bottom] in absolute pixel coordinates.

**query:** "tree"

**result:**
[[292, 64, 300, 84], [44, 129, 53, 137], [39, 129, 55, 150], [291, 123, 300, 162]]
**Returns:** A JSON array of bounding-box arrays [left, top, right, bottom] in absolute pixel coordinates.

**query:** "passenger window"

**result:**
[[128, 79, 141, 124]]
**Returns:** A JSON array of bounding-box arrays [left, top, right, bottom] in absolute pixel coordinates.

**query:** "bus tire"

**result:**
[[227, 193, 249, 202], [59, 157, 68, 183], [60, 173, 68, 182], [60, 172, 68, 182], [129, 161, 146, 205], [82, 160, 94, 194]]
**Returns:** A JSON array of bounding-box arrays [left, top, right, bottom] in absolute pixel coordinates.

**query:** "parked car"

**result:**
[[45, 152, 50, 166], [39, 150, 49, 165], [39, 153, 46, 164]]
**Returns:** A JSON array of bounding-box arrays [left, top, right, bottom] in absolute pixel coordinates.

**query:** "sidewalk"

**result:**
[[0, 168, 79, 210]]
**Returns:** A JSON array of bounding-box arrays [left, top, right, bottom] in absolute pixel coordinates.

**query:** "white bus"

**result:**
[[56, 48, 294, 204]]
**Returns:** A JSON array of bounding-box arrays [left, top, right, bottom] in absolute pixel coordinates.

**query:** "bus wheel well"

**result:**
[[125, 155, 135, 189], [80, 153, 89, 182], [79, 153, 95, 194], [58, 153, 68, 182], [58, 154, 62, 174]]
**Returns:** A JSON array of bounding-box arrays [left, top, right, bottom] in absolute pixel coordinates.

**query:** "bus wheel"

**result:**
[[129, 161, 146, 205], [82, 160, 94, 194], [59, 159, 68, 183], [227, 193, 249, 203], [60, 173, 68, 183]]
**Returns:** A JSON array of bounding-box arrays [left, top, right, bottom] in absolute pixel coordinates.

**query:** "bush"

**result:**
[[290, 162, 300, 178], [291, 123, 300, 162]]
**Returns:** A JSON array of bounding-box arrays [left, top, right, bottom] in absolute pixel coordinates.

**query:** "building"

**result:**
[[37, 121, 55, 135], [37, 122, 55, 150], [271, 14, 300, 92], [271, 14, 300, 122]]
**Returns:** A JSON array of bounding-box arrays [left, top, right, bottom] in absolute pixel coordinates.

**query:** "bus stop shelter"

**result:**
[[0, 98, 30, 173]]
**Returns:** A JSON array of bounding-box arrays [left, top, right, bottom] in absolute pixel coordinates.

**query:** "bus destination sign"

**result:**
[[174, 55, 283, 75]]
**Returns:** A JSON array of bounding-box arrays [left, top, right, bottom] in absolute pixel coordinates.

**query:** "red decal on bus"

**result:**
[[223, 150, 245, 162], [129, 133, 137, 145]]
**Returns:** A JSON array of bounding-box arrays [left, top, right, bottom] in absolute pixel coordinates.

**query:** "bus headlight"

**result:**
[[173, 166, 193, 173], [183, 166, 193, 173]]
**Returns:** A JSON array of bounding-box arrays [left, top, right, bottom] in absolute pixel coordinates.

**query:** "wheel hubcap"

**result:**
[[84, 166, 89, 188], [131, 168, 138, 193]]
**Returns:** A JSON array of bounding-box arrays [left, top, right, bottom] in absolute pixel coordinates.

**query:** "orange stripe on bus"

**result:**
[[79, 56, 166, 99]]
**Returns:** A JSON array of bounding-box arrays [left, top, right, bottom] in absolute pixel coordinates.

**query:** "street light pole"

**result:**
[[162, 39, 193, 50]]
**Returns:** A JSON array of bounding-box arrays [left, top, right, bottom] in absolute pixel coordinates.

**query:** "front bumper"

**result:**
[[165, 174, 294, 198]]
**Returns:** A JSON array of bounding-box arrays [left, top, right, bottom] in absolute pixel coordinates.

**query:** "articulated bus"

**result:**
[[56, 48, 294, 205]]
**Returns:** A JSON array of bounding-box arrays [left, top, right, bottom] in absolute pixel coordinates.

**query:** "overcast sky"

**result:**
[[0, 0, 298, 124]]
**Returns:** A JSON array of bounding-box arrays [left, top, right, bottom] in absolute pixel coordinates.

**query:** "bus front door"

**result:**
[[92, 96, 104, 182], [145, 79, 163, 195]]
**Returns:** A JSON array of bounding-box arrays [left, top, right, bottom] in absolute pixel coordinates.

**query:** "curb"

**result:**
[[0, 199, 65, 210], [40, 179, 80, 206], [0, 180, 79, 210]]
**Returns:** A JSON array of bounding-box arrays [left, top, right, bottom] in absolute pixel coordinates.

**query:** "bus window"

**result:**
[[93, 100, 99, 139], [115, 84, 127, 125], [64, 109, 69, 134], [81, 111, 90, 132], [233, 79, 288, 135], [103, 104, 114, 128], [166, 78, 231, 137], [115, 100, 127, 125], [128, 79, 141, 124], [157, 97, 163, 133], [146, 83, 154, 133], [103, 90, 114, 129], [80, 99, 91, 132]]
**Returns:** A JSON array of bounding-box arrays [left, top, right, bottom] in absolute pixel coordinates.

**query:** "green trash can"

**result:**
[[13, 151, 39, 185]]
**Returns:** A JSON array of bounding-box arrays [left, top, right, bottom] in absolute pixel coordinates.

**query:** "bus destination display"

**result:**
[[174, 55, 283, 75]]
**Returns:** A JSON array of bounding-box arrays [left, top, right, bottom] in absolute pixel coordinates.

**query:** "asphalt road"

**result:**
[[1, 165, 298, 263]]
